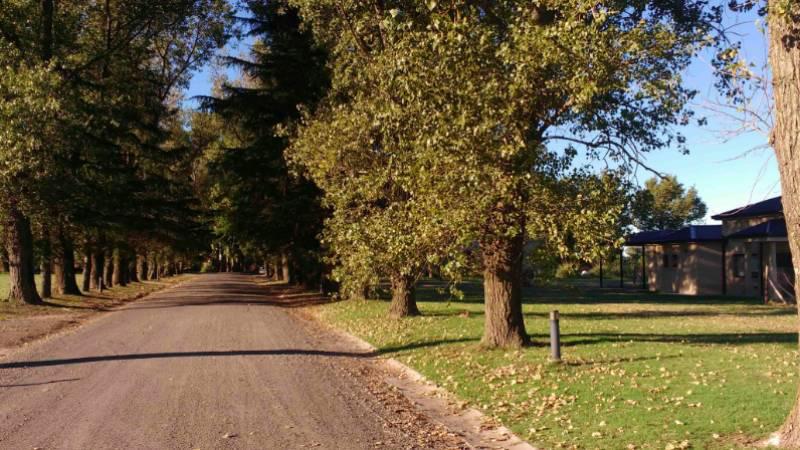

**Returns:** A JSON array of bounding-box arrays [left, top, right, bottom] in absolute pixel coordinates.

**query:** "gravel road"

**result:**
[[0, 274, 467, 450]]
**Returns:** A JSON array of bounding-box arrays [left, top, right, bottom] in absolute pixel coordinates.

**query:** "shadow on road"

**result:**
[[0, 377, 81, 388], [0, 349, 376, 370], [124, 278, 336, 312]]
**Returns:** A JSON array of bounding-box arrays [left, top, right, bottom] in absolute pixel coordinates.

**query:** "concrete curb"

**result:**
[[314, 318, 538, 450]]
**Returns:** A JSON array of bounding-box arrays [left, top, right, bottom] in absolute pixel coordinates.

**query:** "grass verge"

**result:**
[[0, 273, 192, 321], [311, 280, 798, 449]]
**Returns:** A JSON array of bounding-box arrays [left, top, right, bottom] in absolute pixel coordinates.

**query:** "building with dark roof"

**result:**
[[626, 196, 794, 302]]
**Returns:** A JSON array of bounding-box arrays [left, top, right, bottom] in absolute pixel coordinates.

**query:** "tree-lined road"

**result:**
[[0, 274, 464, 449]]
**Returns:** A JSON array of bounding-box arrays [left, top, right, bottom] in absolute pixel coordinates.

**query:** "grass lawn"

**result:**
[[312, 280, 799, 449]]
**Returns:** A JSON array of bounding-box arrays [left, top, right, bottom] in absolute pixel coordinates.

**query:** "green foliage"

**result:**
[[631, 175, 708, 231], [554, 261, 579, 279], [0, 47, 61, 214], [288, 0, 715, 302]]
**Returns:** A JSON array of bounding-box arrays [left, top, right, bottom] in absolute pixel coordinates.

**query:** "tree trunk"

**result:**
[[128, 257, 138, 283], [272, 259, 281, 280], [3, 204, 42, 304], [136, 254, 147, 281], [389, 274, 420, 318], [1, 249, 9, 272], [54, 226, 81, 295], [91, 251, 105, 291], [82, 251, 92, 292], [40, 227, 52, 299], [281, 252, 291, 284], [151, 253, 160, 280], [118, 253, 128, 286], [103, 249, 113, 288], [768, 9, 800, 447], [480, 222, 529, 348], [111, 249, 122, 286]]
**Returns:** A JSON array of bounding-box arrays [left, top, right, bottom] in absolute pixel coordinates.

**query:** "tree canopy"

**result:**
[[631, 175, 707, 231], [287, 0, 718, 346]]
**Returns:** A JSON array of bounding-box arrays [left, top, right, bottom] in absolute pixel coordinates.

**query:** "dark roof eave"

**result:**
[[625, 238, 723, 245], [711, 196, 783, 220]]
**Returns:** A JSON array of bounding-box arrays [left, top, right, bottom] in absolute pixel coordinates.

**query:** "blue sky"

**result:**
[[185, 11, 778, 223]]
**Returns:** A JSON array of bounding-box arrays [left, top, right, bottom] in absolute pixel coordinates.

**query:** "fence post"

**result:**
[[550, 310, 561, 363]]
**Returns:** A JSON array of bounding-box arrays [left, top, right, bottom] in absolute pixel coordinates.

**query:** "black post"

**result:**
[[549, 311, 561, 363], [760, 242, 766, 303], [641, 245, 647, 290], [619, 248, 624, 288], [599, 257, 604, 288], [721, 240, 727, 295]]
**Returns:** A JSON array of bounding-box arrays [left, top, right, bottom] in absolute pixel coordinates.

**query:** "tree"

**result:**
[[705, 1, 800, 445], [631, 176, 707, 231], [769, 2, 800, 444], [719, 1, 800, 446], [289, 0, 717, 347], [197, 0, 329, 286]]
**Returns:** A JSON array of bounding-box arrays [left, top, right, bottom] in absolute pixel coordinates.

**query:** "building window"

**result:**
[[671, 254, 679, 268], [733, 254, 745, 278]]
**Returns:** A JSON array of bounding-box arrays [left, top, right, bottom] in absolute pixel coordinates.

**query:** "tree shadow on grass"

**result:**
[[562, 354, 680, 366], [529, 332, 798, 347], [422, 309, 793, 320], [413, 279, 776, 306], [39, 300, 110, 312], [377, 337, 479, 355]]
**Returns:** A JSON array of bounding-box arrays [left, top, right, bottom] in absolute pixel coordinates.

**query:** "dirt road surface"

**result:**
[[0, 274, 467, 450]]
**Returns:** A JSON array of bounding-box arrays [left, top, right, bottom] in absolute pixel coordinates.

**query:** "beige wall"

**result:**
[[645, 242, 724, 295], [725, 240, 763, 298]]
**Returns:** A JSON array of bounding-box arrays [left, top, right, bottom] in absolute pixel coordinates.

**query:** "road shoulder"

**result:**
[[291, 304, 538, 450], [0, 275, 193, 356]]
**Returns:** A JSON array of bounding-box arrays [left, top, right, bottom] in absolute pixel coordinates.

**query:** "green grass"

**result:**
[[312, 280, 799, 449]]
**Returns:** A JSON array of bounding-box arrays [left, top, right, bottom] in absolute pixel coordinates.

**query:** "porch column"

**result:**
[[641, 245, 647, 290], [721, 239, 727, 295], [760, 241, 766, 303]]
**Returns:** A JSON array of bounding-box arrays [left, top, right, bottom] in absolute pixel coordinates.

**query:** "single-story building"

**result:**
[[626, 196, 795, 302]]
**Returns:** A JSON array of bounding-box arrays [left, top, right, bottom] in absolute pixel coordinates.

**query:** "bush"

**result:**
[[555, 261, 580, 279]]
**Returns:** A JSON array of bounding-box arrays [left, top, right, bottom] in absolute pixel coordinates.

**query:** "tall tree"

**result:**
[[731, 1, 800, 446], [197, 0, 329, 286], [701, 1, 800, 444], [289, 0, 717, 347], [631, 176, 707, 231]]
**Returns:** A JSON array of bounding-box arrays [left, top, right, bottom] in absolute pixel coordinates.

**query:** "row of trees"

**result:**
[[0, 1, 229, 304]]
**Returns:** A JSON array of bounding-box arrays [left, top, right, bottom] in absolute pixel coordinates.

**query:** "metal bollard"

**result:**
[[550, 310, 562, 363]]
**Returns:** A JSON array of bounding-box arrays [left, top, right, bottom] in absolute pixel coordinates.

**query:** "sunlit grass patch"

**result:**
[[312, 280, 798, 449]]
